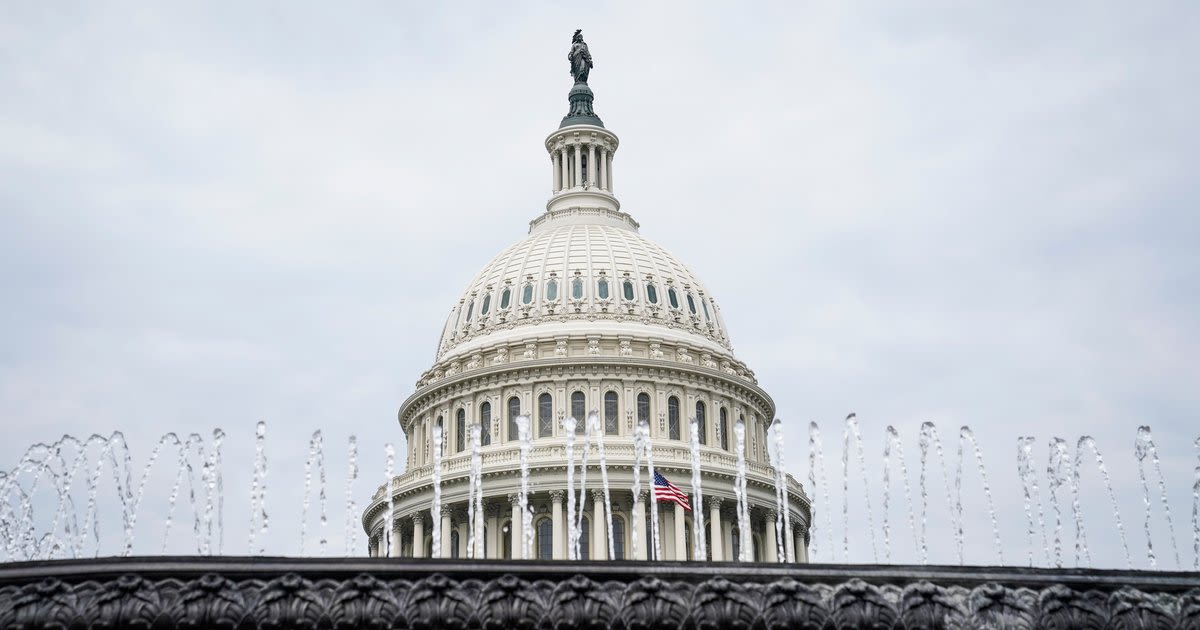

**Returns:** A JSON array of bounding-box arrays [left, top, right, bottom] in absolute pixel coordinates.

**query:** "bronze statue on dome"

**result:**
[[568, 29, 592, 84]]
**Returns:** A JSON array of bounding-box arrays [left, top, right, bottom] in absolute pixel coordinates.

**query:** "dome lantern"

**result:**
[[544, 30, 621, 219]]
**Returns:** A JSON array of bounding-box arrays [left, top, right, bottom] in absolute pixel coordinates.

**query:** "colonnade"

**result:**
[[374, 491, 808, 563], [551, 140, 613, 193]]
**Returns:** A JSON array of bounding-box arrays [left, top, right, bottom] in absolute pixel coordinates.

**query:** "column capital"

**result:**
[[508, 493, 521, 506], [549, 489, 566, 502], [707, 496, 724, 510], [440, 504, 454, 518], [411, 513, 427, 526], [590, 489, 606, 503]]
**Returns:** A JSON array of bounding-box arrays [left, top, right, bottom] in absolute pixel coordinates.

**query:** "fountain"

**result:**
[[2, 417, 1200, 628]]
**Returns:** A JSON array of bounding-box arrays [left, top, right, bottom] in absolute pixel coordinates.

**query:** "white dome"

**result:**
[[436, 207, 732, 362]]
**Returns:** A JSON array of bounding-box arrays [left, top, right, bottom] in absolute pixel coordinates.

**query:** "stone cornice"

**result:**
[[401, 357, 773, 430]]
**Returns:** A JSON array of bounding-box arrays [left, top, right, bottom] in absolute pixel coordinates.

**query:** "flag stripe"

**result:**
[[652, 470, 691, 511]]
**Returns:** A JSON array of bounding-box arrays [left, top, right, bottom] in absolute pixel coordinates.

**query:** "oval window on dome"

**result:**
[[622, 280, 635, 301], [546, 278, 558, 301], [481, 294, 491, 315], [686, 293, 697, 314], [597, 278, 610, 299], [500, 287, 511, 309], [668, 287, 679, 309], [645, 283, 658, 304], [522, 283, 534, 305], [571, 277, 583, 300], [702, 298, 711, 321], [465, 300, 474, 322]]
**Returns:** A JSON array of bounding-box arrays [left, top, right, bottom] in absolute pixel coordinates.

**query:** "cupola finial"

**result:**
[[561, 29, 603, 128]]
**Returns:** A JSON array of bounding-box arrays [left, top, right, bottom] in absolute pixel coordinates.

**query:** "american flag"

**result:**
[[652, 470, 691, 511]]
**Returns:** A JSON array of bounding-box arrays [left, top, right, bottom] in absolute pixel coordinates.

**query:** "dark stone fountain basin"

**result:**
[[2, 556, 1198, 628]]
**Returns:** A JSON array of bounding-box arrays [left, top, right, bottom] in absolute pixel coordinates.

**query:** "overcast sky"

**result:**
[[2, 2, 1198, 569]]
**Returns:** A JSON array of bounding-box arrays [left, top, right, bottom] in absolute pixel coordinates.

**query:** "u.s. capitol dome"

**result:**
[[364, 32, 809, 563]]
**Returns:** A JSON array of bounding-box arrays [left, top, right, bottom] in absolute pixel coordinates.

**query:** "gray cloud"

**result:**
[[1, 2, 1197, 567]]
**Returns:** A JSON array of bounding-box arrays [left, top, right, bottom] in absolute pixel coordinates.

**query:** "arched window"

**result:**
[[455, 409, 466, 453], [668, 287, 679, 309], [507, 396, 521, 442], [580, 516, 590, 560], [451, 529, 461, 559], [622, 279, 635, 301], [719, 408, 729, 451], [465, 300, 474, 322], [522, 283, 534, 305], [481, 293, 491, 316], [645, 282, 658, 304], [636, 393, 650, 426], [731, 527, 741, 562], [435, 415, 444, 456], [696, 401, 707, 446], [537, 518, 554, 560], [753, 534, 763, 562], [480, 401, 492, 446], [597, 277, 610, 299], [668, 396, 680, 440], [612, 516, 626, 560], [686, 293, 697, 315], [425, 537, 433, 558], [571, 276, 584, 299], [546, 277, 558, 301], [538, 393, 553, 438], [604, 391, 619, 435], [571, 391, 585, 433], [684, 523, 693, 560], [500, 287, 511, 309], [702, 298, 712, 321], [502, 520, 512, 559]]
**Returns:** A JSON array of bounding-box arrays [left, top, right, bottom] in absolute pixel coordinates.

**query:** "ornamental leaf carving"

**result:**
[[619, 577, 690, 630], [689, 577, 760, 630]]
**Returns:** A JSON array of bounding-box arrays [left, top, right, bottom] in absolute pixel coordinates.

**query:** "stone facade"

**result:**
[[362, 71, 810, 563]]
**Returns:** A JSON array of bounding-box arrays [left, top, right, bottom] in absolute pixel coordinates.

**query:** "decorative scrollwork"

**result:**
[[2, 561, 1199, 629]]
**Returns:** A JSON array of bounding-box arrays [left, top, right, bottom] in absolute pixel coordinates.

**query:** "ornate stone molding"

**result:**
[[2, 558, 1197, 629]]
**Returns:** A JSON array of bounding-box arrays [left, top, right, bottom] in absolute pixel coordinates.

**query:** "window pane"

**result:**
[[668, 287, 679, 309], [480, 402, 491, 446], [451, 530, 460, 559], [622, 280, 635, 301], [572, 277, 584, 299], [597, 278, 609, 299], [522, 284, 534, 305], [481, 294, 491, 315], [613, 518, 626, 559], [696, 401, 707, 446], [668, 396, 680, 440], [720, 408, 729, 450], [508, 397, 521, 442], [731, 528, 740, 562], [465, 300, 474, 322], [636, 393, 650, 425], [686, 293, 697, 314], [456, 409, 466, 453], [500, 288, 511, 309], [604, 391, 619, 435], [571, 392, 585, 433], [537, 519, 554, 560], [702, 299, 711, 320], [646, 283, 658, 304], [546, 278, 558, 301], [538, 393, 553, 437]]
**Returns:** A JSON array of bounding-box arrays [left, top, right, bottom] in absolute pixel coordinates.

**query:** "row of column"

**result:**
[[551, 142, 613, 193], [383, 493, 807, 562]]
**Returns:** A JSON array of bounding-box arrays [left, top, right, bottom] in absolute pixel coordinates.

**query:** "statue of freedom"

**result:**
[[568, 29, 593, 84]]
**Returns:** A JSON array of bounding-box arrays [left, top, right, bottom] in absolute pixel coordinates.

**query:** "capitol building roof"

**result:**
[[436, 207, 732, 363]]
